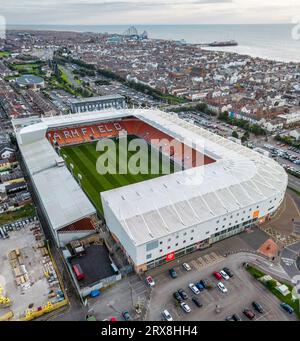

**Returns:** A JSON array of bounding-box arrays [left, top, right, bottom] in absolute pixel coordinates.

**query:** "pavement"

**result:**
[[281, 242, 300, 279], [263, 191, 300, 236]]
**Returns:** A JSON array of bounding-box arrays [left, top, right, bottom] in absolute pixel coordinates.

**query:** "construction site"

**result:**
[[0, 218, 68, 321]]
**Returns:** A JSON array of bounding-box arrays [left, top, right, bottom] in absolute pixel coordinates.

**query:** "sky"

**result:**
[[1, 0, 300, 25]]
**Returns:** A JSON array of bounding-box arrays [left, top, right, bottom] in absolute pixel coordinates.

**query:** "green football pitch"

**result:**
[[61, 136, 180, 214]]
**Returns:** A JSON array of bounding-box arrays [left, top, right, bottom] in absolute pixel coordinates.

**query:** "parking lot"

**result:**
[[147, 252, 298, 321]]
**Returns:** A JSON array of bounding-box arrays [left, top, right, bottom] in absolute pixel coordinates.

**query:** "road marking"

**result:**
[[255, 310, 271, 321], [190, 253, 225, 272], [284, 247, 299, 255], [281, 257, 296, 266]]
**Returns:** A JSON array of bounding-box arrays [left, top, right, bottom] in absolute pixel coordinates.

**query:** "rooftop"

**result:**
[[16, 74, 44, 86], [69, 94, 124, 104], [16, 136, 96, 232]]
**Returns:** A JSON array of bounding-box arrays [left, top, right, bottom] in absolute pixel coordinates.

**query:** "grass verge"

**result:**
[[246, 265, 300, 319], [0, 204, 36, 225]]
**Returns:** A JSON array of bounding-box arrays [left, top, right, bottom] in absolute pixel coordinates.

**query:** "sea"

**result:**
[[7, 24, 300, 63]]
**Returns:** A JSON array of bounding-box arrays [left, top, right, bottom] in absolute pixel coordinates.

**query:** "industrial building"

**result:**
[[69, 95, 125, 113]]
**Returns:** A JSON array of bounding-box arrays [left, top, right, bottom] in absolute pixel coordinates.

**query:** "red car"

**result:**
[[213, 271, 222, 280], [243, 309, 255, 320], [145, 275, 155, 287]]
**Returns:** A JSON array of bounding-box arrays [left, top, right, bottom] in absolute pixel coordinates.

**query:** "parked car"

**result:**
[[178, 289, 189, 300], [243, 309, 255, 320], [223, 267, 234, 278], [225, 315, 235, 321], [199, 279, 209, 289], [220, 270, 230, 280], [180, 302, 191, 313], [182, 263, 191, 271], [192, 297, 203, 308], [122, 311, 132, 321], [281, 303, 294, 314], [195, 282, 204, 291], [189, 283, 200, 295], [173, 291, 183, 303], [145, 275, 155, 287], [232, 314, 242, 321], [169, 268, 178, 279], [217, 282, 228, 293], [252, 301, 264, 314], [213, 271, 222, 280], [162, 310, 173, 321]]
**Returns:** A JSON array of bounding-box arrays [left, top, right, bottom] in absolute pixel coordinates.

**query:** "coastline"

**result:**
[[6, 24, 300, 64]]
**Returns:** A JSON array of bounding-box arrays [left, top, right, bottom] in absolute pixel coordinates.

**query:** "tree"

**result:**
[[232, 131, 239, 139], [241, 131, 250, 143]]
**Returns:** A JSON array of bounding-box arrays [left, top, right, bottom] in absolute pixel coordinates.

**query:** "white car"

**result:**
[[182, 263, 191, 271], [217, 282, 228, 293], [220, 270, 230, 281], [180, 302, 191, 313], [188, 283, 200, 295], [162, 310, 173, 321], [145, 275, 155, 287]]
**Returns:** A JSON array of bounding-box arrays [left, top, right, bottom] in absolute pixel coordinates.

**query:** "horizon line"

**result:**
[[6, 23, 293, 27]]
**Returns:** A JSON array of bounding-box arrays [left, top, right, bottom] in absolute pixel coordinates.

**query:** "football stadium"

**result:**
[[16, 109, 288, 273]]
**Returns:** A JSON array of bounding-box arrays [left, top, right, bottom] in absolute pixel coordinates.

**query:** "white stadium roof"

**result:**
[[101, 110, 287, 246], [16, 109, 287, 244]]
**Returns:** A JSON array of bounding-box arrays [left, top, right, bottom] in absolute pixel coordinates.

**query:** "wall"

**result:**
[[57, 230, 95, 247], [102, 195, 137, 264], [104, 188, 286, 270]]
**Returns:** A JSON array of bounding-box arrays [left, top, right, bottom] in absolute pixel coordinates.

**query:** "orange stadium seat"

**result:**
[[46, 117, 215, 168]]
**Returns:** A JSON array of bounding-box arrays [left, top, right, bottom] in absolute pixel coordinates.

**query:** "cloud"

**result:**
[[1, 0, 299, 25]]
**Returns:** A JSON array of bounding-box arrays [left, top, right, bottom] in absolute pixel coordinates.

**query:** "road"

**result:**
[[281, 242, 300, 279], [288, 174, 300, 192]]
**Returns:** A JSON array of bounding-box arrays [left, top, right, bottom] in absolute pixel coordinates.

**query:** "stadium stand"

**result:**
[[46, 117, 215, 168]]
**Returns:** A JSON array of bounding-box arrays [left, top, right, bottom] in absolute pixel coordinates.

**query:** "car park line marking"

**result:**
[[190, 253, 225, 272], [284, 247, 299, 255], [281, 257, 296, 266], [202, 289, 217, 303], [255, 310, 271, 321], [190, 259, 204, 271]]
